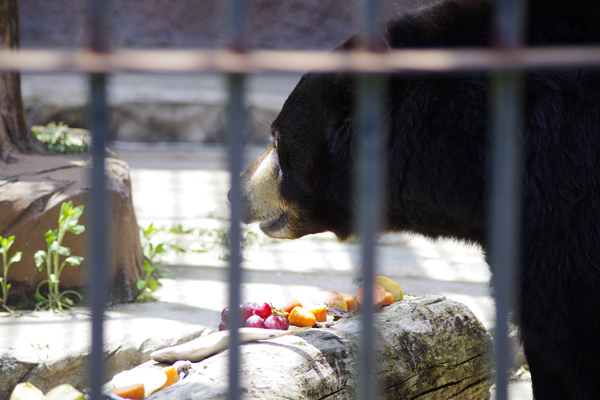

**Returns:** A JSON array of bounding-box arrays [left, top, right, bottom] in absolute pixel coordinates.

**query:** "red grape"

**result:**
[[254, 302, 272, 319], [245, 315, 265, 328], [264, 315, 289, 330], [219, 321, 227, 331], [241, 302, 259, 320], [221, 307, 231, 324]]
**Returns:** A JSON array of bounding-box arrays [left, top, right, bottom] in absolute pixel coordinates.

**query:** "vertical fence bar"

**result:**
[[225, 73, 245, 400], [355, 74, 386, 400], [356, 0, 384, 398], [490, 0, 526, 399], [87, 72, 109, 400], [224, 1, 247, 399], [87, 1, 109, 400]]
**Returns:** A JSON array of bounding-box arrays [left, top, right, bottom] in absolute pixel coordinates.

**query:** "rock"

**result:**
[[127, 295, 494, 400], [0, 301, 213, 399], [0, 153, 144, 305]]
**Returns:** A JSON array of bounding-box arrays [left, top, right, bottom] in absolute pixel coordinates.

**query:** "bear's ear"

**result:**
[[336, 33, 391, 52]]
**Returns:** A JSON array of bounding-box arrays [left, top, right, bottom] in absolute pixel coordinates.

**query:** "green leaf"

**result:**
[[9, 252, 22, 265], [1, 238, 7, 248], [148, 278, 159, 292], [45, 230, 57, 245], [63, 297, 74, 306], [137, 291, 156, 302], [65, 256, 83, 266], [35, 292, 45, 302], [34, 251, 47, 269], [136, 280, 147, 290], [50, 274, 59, 284], [142, 262, 154, 275], [154, 243, 167, 254], [69, 225, 85, 235], [142, 223, 159, 237], [6, 283, 10, 290], [55, 244, 71, 256]]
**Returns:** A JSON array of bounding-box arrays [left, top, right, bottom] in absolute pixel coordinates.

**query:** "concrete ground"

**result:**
[[0, 144, 533, 400], [115, 144, 534, 400]]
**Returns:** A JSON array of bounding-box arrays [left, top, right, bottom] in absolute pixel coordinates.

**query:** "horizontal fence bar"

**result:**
[[1, 47, 600, 73]]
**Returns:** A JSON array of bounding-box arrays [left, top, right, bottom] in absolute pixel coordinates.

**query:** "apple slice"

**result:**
[[313, 291, 348, 311], [356, 284, 387, 309], [373, 275, 403, 301], [46, 384, 85, 400], [10, 383, 47, 400]]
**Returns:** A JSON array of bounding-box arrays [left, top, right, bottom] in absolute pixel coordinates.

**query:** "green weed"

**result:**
[[136, 260, 160, 302], [32, 122, 91, 154], [0, 235, 22, 312], [34, 201, 85, 314]]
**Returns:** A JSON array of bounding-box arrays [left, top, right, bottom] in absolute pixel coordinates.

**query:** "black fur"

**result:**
[[265, 0, 600, 398]]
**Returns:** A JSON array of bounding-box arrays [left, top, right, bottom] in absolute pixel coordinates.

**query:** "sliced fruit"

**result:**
[[10, 383, 47, 400], [304, 301, 327, 322], [315, 291, 348, 311], [339, 293, 356, 311], [111, 367, 167, 398], [373, 275, 403, 301], [288, 306, 317, 327], [382, 291, 395, 306], [46, 384, 85, 400], [281, 299, 303, 313], [356, 284, 387, 310], [109, 383, 145, 399], [157, 366, 179, 391]]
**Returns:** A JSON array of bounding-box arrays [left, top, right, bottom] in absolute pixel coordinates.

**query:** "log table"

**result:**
[[139, 294, 493, 400]]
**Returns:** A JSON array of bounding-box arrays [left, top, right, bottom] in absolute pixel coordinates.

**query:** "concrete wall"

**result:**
[[19, 0, 441, 143], [19, 0, 435, 50]]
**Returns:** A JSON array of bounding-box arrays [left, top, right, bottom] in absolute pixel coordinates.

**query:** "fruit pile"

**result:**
[[219, 275, 403, 330]]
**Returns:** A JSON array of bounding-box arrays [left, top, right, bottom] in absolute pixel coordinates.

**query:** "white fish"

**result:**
[[150, 327, 309, 363]]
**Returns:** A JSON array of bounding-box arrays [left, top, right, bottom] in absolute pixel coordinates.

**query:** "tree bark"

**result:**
[[129, 295, 494, 400], [0, 0, 36, 160]]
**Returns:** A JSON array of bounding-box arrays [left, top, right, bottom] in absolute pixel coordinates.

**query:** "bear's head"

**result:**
[[239, 71, 358, 241]]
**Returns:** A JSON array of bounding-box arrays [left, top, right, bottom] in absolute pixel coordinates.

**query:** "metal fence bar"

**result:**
[[86, 0, 110, 399], [225, 72, 245, 400], [356, 0, 385, 398], [3, 47, 600, 73], [355, 73, 387, 399], [87, 72, 109, 400], [490, 0, 526, 399], [225, 1, 247, 399]]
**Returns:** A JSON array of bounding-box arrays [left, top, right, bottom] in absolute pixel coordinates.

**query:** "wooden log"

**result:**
[[142, 294, 494, 400]]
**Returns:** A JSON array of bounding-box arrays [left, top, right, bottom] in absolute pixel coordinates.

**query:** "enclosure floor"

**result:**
[[0, 145, 532, 400], [118, 144, 532, 400]]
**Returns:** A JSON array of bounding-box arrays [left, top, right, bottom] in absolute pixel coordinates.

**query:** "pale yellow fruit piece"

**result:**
[[10, 383, 47, 400], [112, 367, 168, 398], [374, 276, 403, 301], [46, 384, 85, 400]]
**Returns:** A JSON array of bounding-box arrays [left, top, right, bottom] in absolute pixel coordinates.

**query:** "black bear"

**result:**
[[238, 0, 600, 398]]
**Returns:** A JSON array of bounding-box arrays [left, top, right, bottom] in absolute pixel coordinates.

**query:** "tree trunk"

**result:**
[[0, 0, 36, 160]]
